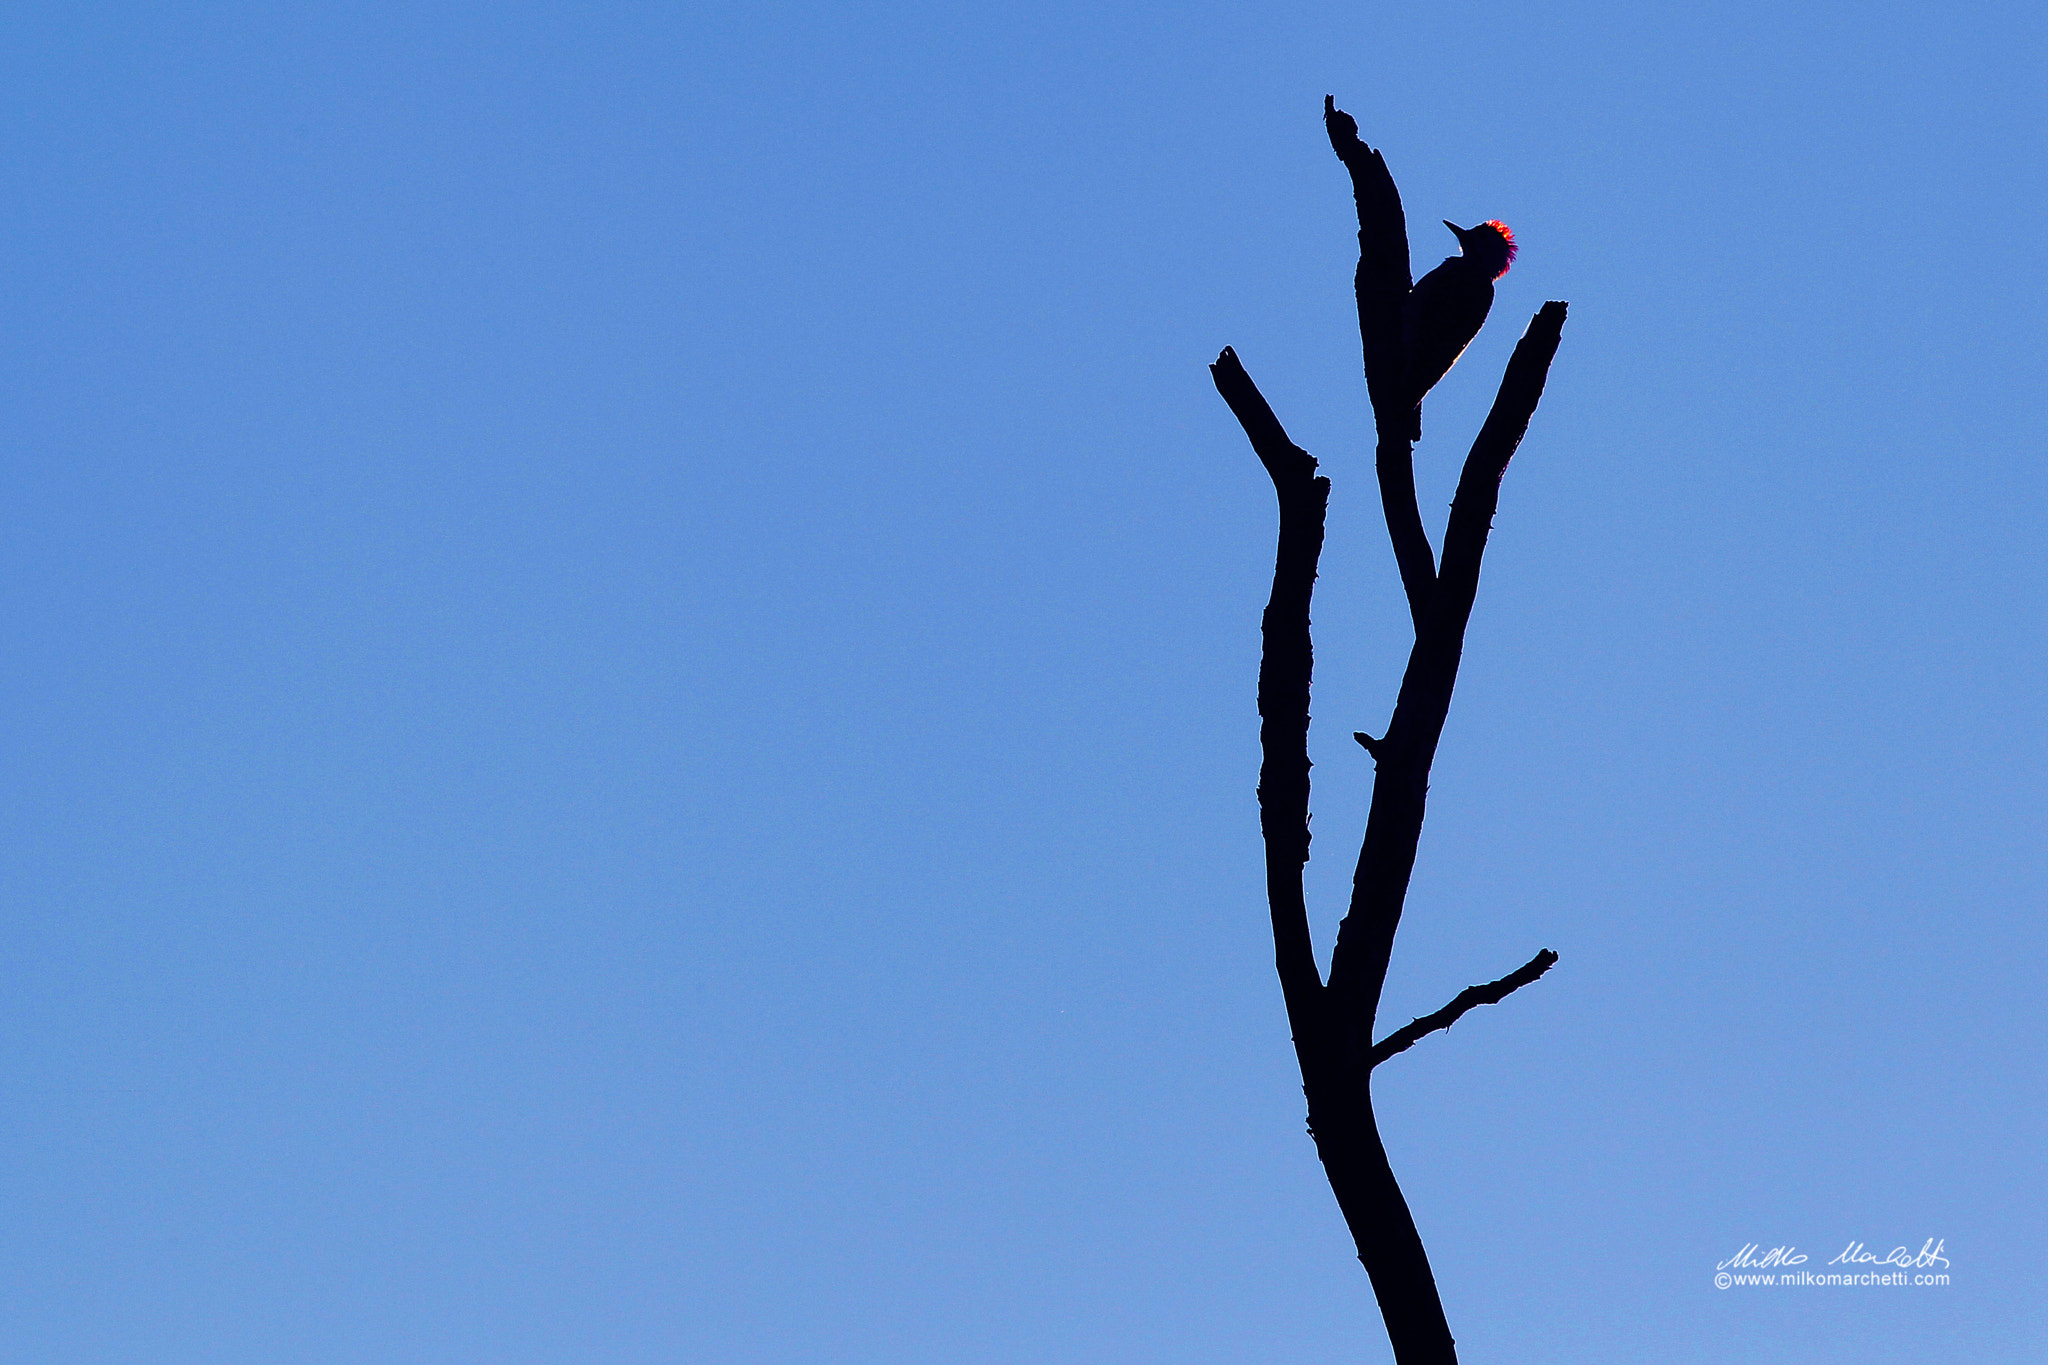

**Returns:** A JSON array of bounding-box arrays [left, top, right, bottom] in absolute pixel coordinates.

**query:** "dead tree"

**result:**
[[1210, 99, 1568, 1364]]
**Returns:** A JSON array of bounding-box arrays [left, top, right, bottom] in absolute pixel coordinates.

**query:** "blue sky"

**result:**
[[1, 1, 2042, 1361]]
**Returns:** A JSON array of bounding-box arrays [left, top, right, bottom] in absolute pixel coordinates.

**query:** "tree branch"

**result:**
[[1324, 96, 1410, 413], [1368, 949, 1559, 1069], [1216, 341, 1458, 1363], [1375, 433, 1437, 637], [1327, 302, 1569, 1047], [1325, 97, 1435, 635], [1211, 346, 1329, 1040]]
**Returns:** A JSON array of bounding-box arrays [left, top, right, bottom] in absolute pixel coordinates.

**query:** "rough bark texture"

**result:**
[[1209, 101, 1570, 1365]]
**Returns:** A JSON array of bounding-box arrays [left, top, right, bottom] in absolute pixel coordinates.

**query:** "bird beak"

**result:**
[[1443, 219, 1468, 240]]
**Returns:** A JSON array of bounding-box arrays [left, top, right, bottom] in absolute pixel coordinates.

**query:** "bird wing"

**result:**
[[1402, 261, 1494, 404]]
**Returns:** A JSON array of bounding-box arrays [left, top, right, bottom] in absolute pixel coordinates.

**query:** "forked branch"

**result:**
[[1326, 300, 1569, 1043]]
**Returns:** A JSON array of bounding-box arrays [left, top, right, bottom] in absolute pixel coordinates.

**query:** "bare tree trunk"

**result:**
[[1208, 101, 1569, 1364]]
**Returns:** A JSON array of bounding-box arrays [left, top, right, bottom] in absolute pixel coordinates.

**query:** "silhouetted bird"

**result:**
[[1400, 219, 1516, 439]]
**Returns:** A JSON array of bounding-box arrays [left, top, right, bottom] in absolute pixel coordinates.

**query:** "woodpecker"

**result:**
[[1400, 219, 1516, 439]]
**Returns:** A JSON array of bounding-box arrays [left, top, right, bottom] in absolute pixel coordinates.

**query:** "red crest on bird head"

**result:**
[[1446, 219, 1516, 279], [1479, 220, 1516, 276]]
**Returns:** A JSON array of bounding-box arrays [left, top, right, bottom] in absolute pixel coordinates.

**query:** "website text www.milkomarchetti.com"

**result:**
[[1712, 1240, 1950, 1290]]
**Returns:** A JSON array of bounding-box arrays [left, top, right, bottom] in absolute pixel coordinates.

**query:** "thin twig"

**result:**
[[1368, 949, 1559, 1069]]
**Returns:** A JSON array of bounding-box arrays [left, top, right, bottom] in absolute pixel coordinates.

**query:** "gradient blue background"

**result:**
[[2, 2, 2042, 1361]]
